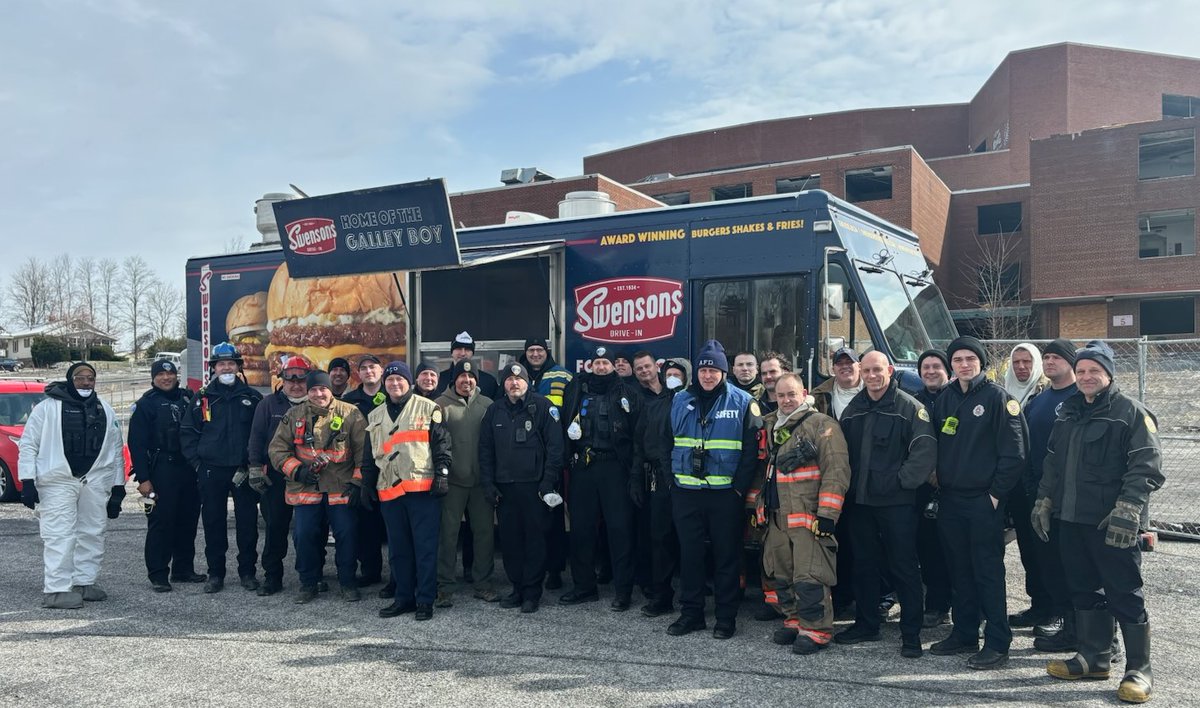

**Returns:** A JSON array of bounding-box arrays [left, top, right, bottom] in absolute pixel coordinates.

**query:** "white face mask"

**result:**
[[76, 389, 93, 398], [217, 373, 237, 385], [665, 375, 683, 390], [287, 395, 308, 404]]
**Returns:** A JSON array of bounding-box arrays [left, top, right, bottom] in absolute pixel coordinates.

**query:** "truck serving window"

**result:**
[[420, 257, 551, 342], [701, 275, 807, 367], [854, 261, 931, 362]]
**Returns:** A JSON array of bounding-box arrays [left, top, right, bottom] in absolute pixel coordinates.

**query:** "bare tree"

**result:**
[[118, 256, 157, 360], [960, 227, 1036, 356], [6, 257, 52, 328], [145, 280, 184, 340], [75, 257, 98, 325], [47, 253, 76, 322], [223, 235, 247, 254], [97, 258, 119, 334]]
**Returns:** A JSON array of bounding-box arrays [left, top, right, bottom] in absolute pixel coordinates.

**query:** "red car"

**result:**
[[0, 379, 131, 502]]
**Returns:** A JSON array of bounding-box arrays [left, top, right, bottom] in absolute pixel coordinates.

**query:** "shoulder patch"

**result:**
[[130, 403, 137, 413], [549, 406, 560, 422], [431, 408, 442, 424], [1144, 415, 1157, 434], [1006, 399, 1021, 417], [748, 400, 761, 417], [917, 407, 930, 422], [242, 398, 253, 407]]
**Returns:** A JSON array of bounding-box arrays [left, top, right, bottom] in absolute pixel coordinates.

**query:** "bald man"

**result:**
[[836, 352, 937, 657]]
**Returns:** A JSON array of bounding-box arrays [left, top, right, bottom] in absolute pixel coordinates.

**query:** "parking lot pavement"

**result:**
[[2, 499, 1199, 708]]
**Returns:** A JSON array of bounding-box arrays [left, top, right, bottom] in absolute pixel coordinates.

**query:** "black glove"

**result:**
[[345, 483, 364, 509], [812, 516, 836, 538], [431, 468, 450, 498], [295, 463, 320, 487], [107, 485, 126, 519], [484, 485, 501, 507], [628, 476, 645, 508], [21, 479, 39, 510]]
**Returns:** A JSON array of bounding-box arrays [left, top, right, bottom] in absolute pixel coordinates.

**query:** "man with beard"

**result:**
[[19, 362, 126, 609], [667, 340, 764, 640], [558, 346, 641, 610], [181, 342, 264, 594], [519, 338, 572, 407], [757, 352, 789, 414], [434, 360, 498, 606], [341, 355, 390, 595], [128, 359, 201, 593], [328, 358, 352, 398], [269, 370, 368, 604], [731, 351, 765, 399], [247, 355, 312, 597], [436, 332, 499, 399]]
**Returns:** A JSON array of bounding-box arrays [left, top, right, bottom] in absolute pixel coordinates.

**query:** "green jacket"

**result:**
[[435, 389, 492, 487]]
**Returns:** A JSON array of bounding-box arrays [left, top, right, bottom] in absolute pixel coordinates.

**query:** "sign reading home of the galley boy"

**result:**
[[273, 179, 460, 278]]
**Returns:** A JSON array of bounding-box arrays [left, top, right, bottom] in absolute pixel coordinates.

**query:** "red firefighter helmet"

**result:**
[[280, 355, 312, 375]]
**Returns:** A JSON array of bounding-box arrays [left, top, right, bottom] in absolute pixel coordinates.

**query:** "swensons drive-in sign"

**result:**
[[273, 179, 460, 278]]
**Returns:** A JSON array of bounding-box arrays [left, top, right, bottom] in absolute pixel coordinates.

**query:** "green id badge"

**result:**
[[941, 416, 959, 435]]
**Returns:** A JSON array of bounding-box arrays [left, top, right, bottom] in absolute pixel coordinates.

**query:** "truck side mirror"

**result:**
[[823, 283, 845, 320]]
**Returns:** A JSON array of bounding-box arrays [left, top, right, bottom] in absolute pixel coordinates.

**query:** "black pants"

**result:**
[[915, 485, 951, 614], [1058, 520, 1147, 624], [649, 485, 678, 603], [1033, 517, 1071, 617], [546, 502, 567, 575], [144, 459, 201, 583], [849, 503, 924, 638], [938, 491, 1011, 652], [198, 465, 259, 580], [1007, 485, 1054, 615], [498, 481, 550, 602], [673, 487, 742, 624], [633, 485, 654, 590], [832, 502, 856, 610], [568, 458, 635, 596], [258, 468, 293, 585], [355, 503, 386, 582]]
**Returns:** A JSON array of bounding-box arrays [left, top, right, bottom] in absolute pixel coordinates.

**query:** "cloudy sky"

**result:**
[[2, 0, 1196, 321]]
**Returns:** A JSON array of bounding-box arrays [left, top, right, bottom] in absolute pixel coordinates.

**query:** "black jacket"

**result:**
[[127, 386, 193, 483], [341, 385, 387, 420], [931, 373, 1027, 500], [478, 392, 564, 487], [560, 371, 640, 467], [631, 376, 676, 486], [1038, 383, 1164, 525], [180, 380, 263, 469], [248, 390, 300, 471], [840, 381, 937, 507]]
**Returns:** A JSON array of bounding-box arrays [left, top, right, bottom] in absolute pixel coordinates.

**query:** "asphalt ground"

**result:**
[[1, 498, 1198, 707]]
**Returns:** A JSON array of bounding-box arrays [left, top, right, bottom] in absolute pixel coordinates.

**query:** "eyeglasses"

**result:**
[[281, 373, 307, 382], [72, 375, 96, 383]]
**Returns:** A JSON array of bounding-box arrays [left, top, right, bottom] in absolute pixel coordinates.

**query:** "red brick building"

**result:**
[[570, 42, 1200, 338]]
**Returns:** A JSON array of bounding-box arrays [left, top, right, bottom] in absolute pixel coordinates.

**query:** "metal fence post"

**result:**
[[1138, 336, 1148, 403]]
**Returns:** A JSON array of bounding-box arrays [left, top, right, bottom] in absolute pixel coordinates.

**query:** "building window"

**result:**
[[976, 263, 1021, 304], [1163, 94, 1200, 119], [1139, 208, 1195, 258], [977, 202, 1023, 235], [653, 191, 690, 206], [1140, 297, 1196, 336], [775, 174, 821, 194], [1138, 129, 1195, 180], [845, 166, 893, 202], [711, 183, 751, 201]]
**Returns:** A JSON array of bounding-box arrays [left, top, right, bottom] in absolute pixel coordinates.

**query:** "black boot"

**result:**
[[1117, 621, 1152, 704], [1034, 610, 1077, 653], [1047, 609, 1111, 680]]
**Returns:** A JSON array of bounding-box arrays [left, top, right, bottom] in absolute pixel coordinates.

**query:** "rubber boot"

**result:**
[[1047, 609, 1112, 680], [1116, 621, 1152, 704]]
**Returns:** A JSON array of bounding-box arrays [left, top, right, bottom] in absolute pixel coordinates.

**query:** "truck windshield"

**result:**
[[853, 261, 931, 362], [903, 278, 958, 351]]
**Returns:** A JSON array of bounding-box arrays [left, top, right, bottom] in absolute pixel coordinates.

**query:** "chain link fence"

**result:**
[[983, 338, 1200, 540]]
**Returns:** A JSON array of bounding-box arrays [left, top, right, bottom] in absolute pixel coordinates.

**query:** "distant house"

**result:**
[[5, 320, 117, 363]]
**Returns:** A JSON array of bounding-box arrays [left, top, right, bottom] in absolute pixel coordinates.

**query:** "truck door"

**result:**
[[693, 273, 809, 372]]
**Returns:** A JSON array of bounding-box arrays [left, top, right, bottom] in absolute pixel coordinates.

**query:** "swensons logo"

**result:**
[[286, 218, 338, 255], [573, 278, 684, 343]]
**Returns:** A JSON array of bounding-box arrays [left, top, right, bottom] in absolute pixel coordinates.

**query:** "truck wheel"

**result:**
[[0, 462, 17, 502]]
